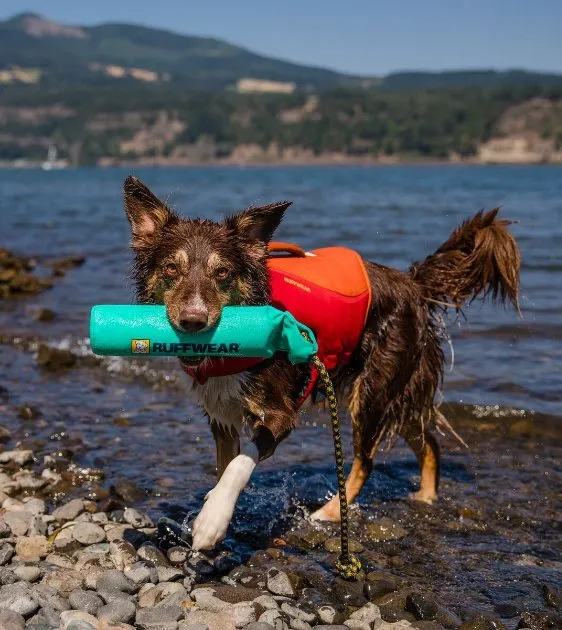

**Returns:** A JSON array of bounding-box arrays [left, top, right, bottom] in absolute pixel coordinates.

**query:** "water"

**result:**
[[1, 165, 561, 620]]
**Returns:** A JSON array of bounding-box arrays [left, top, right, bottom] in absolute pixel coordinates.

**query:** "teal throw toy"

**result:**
[[89, 304, 318, 363]]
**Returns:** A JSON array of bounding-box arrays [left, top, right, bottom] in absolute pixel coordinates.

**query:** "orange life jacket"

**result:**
[[181, 243, 372, 407]]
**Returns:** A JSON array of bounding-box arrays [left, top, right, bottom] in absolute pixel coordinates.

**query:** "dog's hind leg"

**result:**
[[401, 427, 440, 504], [211, 422, 240, 480]]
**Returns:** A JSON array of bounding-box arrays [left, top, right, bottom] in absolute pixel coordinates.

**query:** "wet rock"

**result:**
[[168, 546, 190, 565], [125, 561, 159, 586], [365, 572, 405, 601], [17, 405, 41, 420], [123, 507, 153, 529], [68, 589, 103, 616], [35, 345, 77, 371], [109, 540, 137, 571], [284, 529, 329, 550], [52, 499, 84, 522], [42, 568, 83, 594], [13, 565, 41, 583], [333, 577, 368, 607], [324, 537, 364, 554], [35, 308, 56, 322], [365, 518, 408, 541], [137, 543, 169, 566], [15, 536, 52, 560], [215, 552, 242, 575], [111, 479, 147, 503], [136, 604, 183, 629], [0, 450, 33, 467], [60, 610, 99, 630], [3, 512, 31, 537], [267, 569, 296, 598], [542, 584, 562, 610], [0, 608, 25, 630], [97, 599, 136, 624], [0, 582, 39, 616], [45, 255, 85, 276], [71, 523, 105, 545], [406, 594, 439, 621], [0, 544, 14, 566], [517, 611, 561, 630], [459, 615, 507, 630], [96, 569, 138, 595]]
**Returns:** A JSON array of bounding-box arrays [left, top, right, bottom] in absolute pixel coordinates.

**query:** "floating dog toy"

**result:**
[[89, 303, 361, 579], [89, 305, 318, 363]]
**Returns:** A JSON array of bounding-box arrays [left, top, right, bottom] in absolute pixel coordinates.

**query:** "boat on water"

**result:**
[[41, 144, 67, 170]]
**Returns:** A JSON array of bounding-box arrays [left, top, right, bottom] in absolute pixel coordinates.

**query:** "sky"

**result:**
[[1, 0, 560, 76]]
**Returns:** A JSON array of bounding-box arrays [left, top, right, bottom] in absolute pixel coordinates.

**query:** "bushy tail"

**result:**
[[410, 208, 520, 313]]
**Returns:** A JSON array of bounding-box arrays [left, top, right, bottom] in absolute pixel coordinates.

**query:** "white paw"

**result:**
[[309, 505, 339, 522], [192, 487, 236, 551]]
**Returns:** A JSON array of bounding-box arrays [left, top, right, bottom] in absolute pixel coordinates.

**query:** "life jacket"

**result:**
[[181, 242, 372, 407]]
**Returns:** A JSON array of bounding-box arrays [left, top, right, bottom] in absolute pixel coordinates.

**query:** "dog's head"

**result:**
[[124, 175, 291, 338]]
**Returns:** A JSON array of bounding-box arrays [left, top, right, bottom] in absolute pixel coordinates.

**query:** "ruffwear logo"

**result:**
[[131, 339, 151, 354]]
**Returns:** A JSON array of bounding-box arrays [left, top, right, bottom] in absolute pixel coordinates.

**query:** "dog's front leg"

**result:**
[[191, 448, 257, 551]]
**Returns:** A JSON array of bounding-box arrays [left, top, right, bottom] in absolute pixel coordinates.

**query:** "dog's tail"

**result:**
[[410, 208, 520, 314]]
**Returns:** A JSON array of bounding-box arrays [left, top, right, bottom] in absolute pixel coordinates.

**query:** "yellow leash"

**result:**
[[301, 333, 362, 579]]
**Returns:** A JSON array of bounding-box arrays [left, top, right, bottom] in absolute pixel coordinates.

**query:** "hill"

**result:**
[[1, 13, 562, 92]]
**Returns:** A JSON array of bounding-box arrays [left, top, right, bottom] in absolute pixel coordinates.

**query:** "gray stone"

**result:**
[[27, 516, 47, 537], [91, 513, 108, 524], [180, 625, 210, 630], [136, 605, 183, 628], [36, 605, 61, 627], [314, 627, 348, 630], [123, 508, 154, 529], [253, 595, 278, 610], [97, 599, 136, 624], [192, 588, 229, 613], [288, 619, 310, 630], [0, 608, 25, 630], [0, 545, 14, 566], [11, 474, 46, 491], [42, 568, 83, 594], [373, 621, 412, 629], [45, 552, 75, 569], [266, 570, 295, 598], [317, 606, 337, 624], [80, 562, 105, 590], [180, 610, 235, 630], [0, 569, 17, 586], [0, 583, 38, 616], [72, 523, 105, 545], [167, 546, 189, 565], [349, 602, 382, 624], [0, 450, 33, 466], [74, 513, 92, 523], [52, 500, 85, 522], [3, 513, 31, 538], [109, 540, 137, 571], [96, 569, 138, 594], [157, 566, 185, 583], [59, 610, 98, 630], [246, 625, 276, 630], [258, 609, 290, 630], [280, 603, 316, 624], [12, 566, 41, 583], [68, 589, 103, 616], [137, 544, 169, 566], [125, 561, 159, 586], [22, 499, 46, 516], [0, 521, 11, 539], [32, 583, 71, 612], [233, 601, 257, 628]]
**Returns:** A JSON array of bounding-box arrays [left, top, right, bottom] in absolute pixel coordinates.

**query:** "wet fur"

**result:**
[[124, 176, 521, 525]]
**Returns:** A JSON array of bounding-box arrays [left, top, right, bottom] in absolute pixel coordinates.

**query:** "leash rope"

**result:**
[[300, 332, 362, 580]]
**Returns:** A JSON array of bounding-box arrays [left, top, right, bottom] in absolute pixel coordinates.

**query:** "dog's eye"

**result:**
[[164, 263, 178, 278], [216, 267, 231, 281]]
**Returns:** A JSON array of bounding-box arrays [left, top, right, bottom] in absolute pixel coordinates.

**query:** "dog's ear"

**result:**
[[227, 201, 292, 244], [123, 176, 176, 248]]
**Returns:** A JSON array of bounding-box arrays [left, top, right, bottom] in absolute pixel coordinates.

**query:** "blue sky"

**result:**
[[1, 0, 560, 76]]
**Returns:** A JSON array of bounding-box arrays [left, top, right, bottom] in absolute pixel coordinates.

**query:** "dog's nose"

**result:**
[[178, 309, 208, 333]]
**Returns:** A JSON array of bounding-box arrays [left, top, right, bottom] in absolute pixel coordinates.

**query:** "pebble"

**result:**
[[52, 500, 85, 522], [72, 523, 106, 545], [258, 609, 290, 630], [43, 568, 83, 594], [109, 539, 137, 571], [0, 582, 39, 616], [266, 569, 296, 598], [0, 608, 25, 630], [192, 587, 230, 612], [22, 498, 46, 515], [13, 565, 41, 582], [123, 507, 154, 528], [246, 624, 276, 630], [125, 561, 159, 586], [68, 589, 104, 615], [46, 552, 76, 569], [27, 515, 47, 537], [254, 595, 279, 610], [15, 534, 51, 560], [136, 604, 183, 628], [0, 543, 14, 566], [96, 569, 138, 594], [0, 521, 11, 539], [97, 599, 136, 624], [405, 593, 439, 621], [324, 537, 364, 554], [234, 601, 258, 628], [3, 512, 31, 537], [137, 543, 169, 566], [157, 565, 185, 582], [365, 518, 408, 541], [280, 602, 316, 624], [168, 546, 190, 564], [0, 450, 33, 466], [60, 610, 99, 630]]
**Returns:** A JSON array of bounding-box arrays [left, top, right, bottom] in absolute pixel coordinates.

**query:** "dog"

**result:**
[[123, 175, 520, 551]]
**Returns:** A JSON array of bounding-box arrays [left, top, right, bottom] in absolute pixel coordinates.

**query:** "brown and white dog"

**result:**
[[123, 175, 521, 551]]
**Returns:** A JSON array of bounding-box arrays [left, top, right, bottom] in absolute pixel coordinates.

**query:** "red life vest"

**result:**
[[181, 243, 372, 407]]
